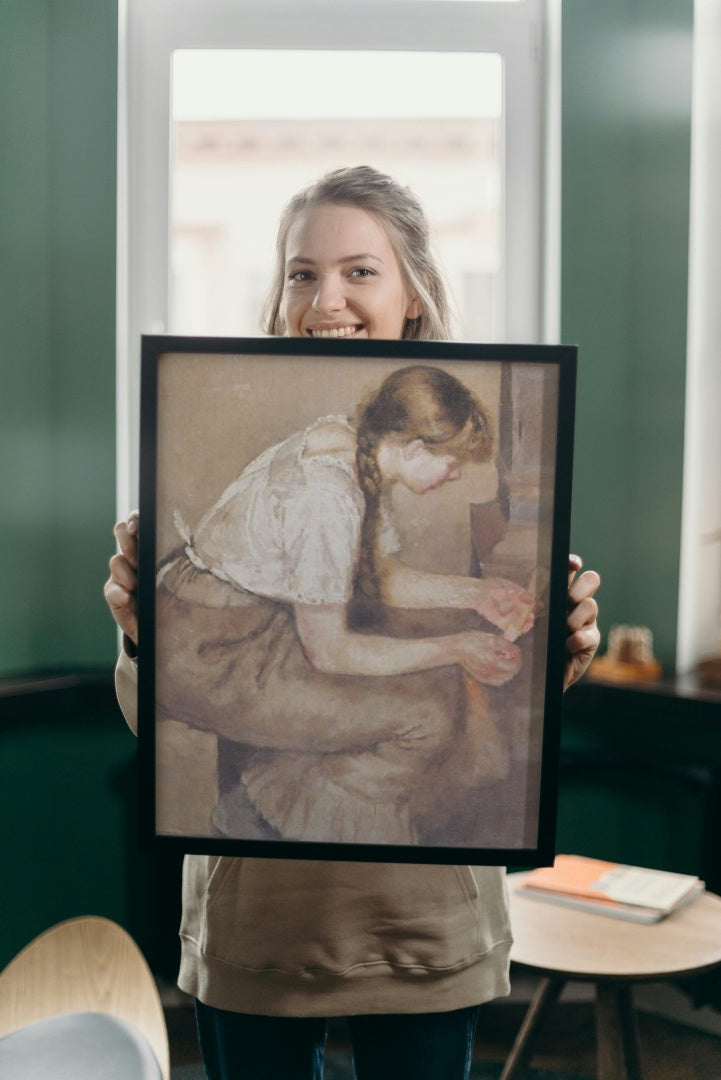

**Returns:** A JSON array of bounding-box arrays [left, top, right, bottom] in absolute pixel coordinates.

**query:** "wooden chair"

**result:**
[[0, 915, 169, 1079]]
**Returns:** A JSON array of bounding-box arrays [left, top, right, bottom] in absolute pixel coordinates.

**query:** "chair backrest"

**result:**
[[0, 915, 170, 1080]]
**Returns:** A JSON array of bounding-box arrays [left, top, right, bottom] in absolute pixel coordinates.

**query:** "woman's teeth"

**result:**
[[310, 325, 360, 338]]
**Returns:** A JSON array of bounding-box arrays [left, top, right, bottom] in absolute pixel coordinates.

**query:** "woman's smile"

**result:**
[[307, 323, 364, 339]]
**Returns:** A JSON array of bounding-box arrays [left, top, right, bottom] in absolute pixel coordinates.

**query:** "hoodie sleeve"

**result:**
[[115, 647, 139, 736]]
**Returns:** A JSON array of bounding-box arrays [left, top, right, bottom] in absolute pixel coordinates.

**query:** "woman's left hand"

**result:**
[[565, 554, 601, 691]]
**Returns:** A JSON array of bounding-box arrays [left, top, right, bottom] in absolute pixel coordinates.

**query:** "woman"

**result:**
[[106, 166, 601, 1080]]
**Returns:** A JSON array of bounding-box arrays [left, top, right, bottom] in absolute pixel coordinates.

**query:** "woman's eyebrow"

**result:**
[[286, 253, 384, 266], [339, 253, 384, 265]]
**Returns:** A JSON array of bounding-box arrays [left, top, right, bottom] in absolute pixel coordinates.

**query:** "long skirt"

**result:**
[[154, 553, 509, 847]]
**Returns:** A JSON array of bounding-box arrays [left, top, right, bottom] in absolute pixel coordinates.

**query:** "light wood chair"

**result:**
[[0, 915, 169, 1079]]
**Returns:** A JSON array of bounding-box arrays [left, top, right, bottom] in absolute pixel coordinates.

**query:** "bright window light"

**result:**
[[173, 50, 502, 121], [170, 50, 504, 341]]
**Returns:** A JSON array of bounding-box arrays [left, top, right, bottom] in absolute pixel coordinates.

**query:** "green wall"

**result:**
[[562, 0, 693, 669], [0, 0, 133, 969], [0, 0, 118, 676]]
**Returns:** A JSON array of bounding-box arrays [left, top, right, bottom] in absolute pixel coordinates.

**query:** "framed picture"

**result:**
[[138, 336, 576, 865]]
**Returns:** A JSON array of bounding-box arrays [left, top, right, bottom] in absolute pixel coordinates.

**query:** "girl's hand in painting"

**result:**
[[453, 631, 522, 686], [564, 554, 601, 691], [104, 510, 140, 647], [472, 578, 536, 642]]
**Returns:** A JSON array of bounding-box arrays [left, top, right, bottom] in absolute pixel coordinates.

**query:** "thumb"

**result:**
[[568, 553, 583, 589]]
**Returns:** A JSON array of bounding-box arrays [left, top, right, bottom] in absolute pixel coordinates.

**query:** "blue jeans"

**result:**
[[195, 1000, 481, 1080]]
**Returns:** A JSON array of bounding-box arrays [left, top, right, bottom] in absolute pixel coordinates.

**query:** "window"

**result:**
[[170, 49, 503, 340], [118, 0, 556, 508]]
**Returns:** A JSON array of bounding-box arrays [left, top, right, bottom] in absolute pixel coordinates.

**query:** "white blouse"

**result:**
[[185, 419, 400, 605]]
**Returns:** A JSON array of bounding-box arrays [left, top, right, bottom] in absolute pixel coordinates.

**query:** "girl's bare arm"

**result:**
[[380, 553, 601, 689], [379, 554, 536, 641], [293, 602, 521, 686]]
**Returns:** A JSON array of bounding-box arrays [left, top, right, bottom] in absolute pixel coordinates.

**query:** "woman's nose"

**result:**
[[313, 274, 345, 314]]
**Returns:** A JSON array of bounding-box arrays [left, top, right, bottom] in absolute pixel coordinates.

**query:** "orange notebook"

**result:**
[[517, 855, 704, 923]]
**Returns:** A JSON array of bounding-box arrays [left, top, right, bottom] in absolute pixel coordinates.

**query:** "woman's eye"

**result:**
[[349, 267, 375, 279], [288, 270, 313, 283]]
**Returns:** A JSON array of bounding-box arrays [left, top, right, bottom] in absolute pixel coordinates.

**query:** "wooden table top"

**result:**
[[508, 872, 721, 981]]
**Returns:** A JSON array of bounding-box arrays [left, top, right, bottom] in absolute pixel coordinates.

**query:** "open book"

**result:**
[[516, 854, 705, 923]]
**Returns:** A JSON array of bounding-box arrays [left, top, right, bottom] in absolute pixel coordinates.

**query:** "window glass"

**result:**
[[170, 50, 503, 340], [120, 0, 549, 510]]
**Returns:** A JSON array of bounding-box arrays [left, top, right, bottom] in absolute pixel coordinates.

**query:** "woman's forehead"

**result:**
[[285, 203, 396, 262]]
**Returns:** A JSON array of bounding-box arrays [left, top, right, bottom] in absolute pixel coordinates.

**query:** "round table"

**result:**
[[503, 872, 721, 1080]]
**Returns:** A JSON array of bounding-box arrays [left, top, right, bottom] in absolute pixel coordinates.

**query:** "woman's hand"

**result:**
[[472, 578, 536, 642], [453, 631, 522, 687], [103, 510, 140, 646], [564, 554, 600, 691]]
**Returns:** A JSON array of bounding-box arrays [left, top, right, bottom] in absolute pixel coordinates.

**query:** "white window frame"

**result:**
[[676, 0, 721, 674], [117, 0, 559, 511]]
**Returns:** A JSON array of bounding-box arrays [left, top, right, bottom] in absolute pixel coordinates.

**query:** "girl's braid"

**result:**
[[353, 432, 384, 615]]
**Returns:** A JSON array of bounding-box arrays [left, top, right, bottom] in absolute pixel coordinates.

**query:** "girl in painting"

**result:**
[[154, 362, 535, 845]]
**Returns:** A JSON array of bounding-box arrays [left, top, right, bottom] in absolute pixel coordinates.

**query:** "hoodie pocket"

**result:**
[[454, 864, 480, 906], [181, 856, 510, 976], [180, 854, 239, 951]]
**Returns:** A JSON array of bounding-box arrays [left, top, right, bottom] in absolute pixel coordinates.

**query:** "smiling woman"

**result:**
[[263, 166, 451, 341]]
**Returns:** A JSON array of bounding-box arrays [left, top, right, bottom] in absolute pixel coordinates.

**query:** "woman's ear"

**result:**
[[406, 296, 423, 320]]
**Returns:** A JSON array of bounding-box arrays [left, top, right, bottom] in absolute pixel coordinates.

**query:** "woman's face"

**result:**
[[281, 203, 421, 340]]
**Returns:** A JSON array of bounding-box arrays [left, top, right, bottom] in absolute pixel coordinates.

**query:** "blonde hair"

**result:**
[[262, 166, 453, 341], [353, 365, 493, 616]]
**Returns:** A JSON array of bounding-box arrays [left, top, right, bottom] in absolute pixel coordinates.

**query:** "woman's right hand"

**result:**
[[103, 510, 139, 646], [452, 630, 522, 687]]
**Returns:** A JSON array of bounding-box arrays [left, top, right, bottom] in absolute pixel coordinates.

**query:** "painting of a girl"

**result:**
[[154, 362, 536, 847]]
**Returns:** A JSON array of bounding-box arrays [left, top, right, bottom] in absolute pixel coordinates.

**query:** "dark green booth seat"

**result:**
[[0, 671, 183, 978]]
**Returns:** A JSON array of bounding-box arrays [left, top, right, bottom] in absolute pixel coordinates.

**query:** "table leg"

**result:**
[[500, 976, 565, 1080], [596, 982, 643, 1080]]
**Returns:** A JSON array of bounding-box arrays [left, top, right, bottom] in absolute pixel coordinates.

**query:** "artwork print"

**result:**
[[138, 337, 576, 864]]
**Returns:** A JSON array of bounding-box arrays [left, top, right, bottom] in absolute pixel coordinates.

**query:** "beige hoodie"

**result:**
[[116, 651, 512, 1016]]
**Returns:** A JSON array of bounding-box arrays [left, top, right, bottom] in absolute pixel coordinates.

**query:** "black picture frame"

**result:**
[[138, 335, 576, 865]]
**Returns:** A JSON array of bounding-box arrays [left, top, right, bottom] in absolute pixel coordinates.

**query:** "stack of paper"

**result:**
[[517, 854, 705, 923]]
